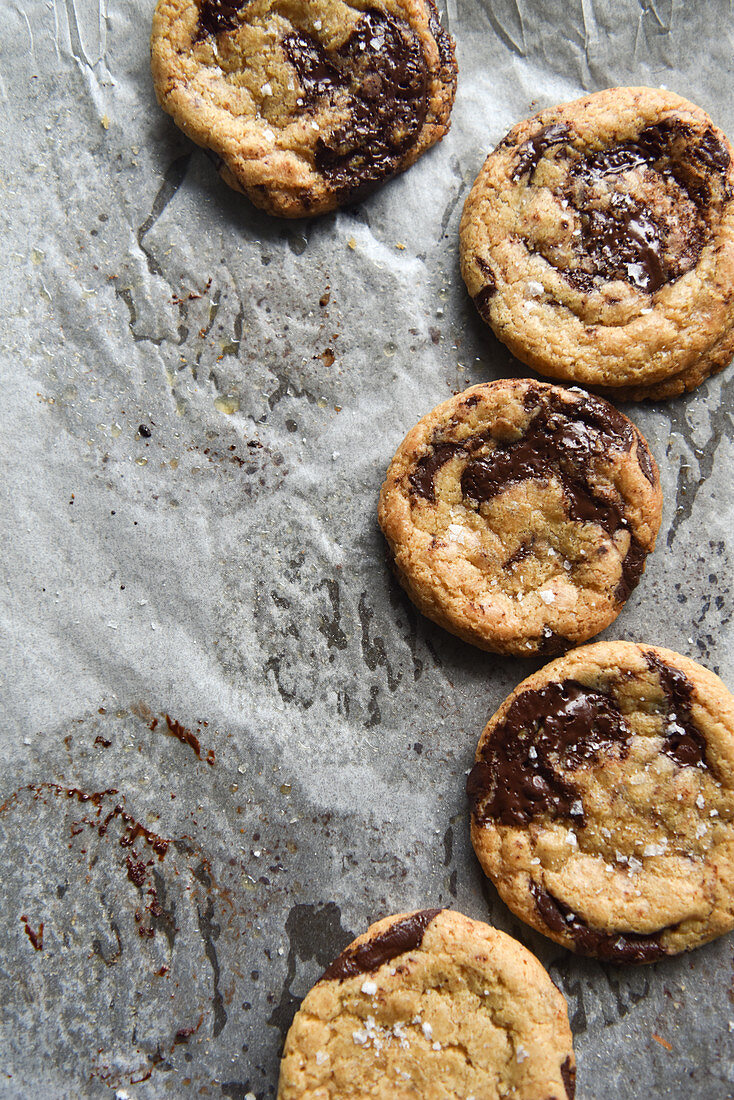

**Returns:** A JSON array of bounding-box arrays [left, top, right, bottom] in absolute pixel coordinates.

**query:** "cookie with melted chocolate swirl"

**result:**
[[151, 0, 456, 216], [378, 379, 662, 656], [460, 87, 734, 398], [278, 908, 576, 1099], [469, 641, 734, 961]]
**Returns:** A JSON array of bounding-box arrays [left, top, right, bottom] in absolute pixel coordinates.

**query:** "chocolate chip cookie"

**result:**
[[378, 379, 662, 656], [277, 907, 576, 1099], [151, 0, 457, 217], [468, 641, 734, 962], [460, 87, 734, 397]]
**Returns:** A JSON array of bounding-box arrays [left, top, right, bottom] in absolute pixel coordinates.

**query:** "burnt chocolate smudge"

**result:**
[[530, 881, 668, 964], [196, 0, 247, 39], [467, 679, 630, 827], [284, 10, 429, 202], [321, 908, 442, 981], [561, 1055, 576, 1100], [644, 651, 707, 768], [512, 123, 572, 180], [410, 388, 652, 600]]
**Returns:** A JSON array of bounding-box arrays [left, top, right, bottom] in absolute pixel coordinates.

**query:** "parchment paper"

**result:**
[[2, 0, 734, 1095]]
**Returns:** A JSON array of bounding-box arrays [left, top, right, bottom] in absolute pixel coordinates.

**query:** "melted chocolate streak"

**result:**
[[283, 12, 428, 198], [321, 908, 442, 981], [511, 117, 731, 294], [467, 654, 707, 962], [467, 679, 631, 828], [410, 387, 650, 601]]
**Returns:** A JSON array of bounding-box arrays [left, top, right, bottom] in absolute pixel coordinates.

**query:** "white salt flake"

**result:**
[[570, 799, 583, 816], [422, 1021, 433, 1039], [526, 280, 544, 298], [643, 841, 667, 857], [353, 1029, 368, 1046], [361, 980, 377, 995], [262, 128, 275, 141], [315, 1050, 327, 1065], [446, 523, 468, 544], [516, 1044, 528, 1062], [696, 794, 705, 808], [627, 856, 643, 873], [695, 822, 708, 838], [566, 831, 578, 846], [432, 1041, 441, 1051], [539, 589, 555, 604], [261, 82, 272, 96], [528, 746, 538, 759], [314, 18, 322, 28]]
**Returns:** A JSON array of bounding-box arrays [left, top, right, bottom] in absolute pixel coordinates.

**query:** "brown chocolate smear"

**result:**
[[425, 0, 456, 73], [473, 286, 495, 320], [284, 11, 428, 202], [512, 123, 572, 180], [282, 31, 344, 104], [409, 441, 465, 502], [321, 908, 442, 981], [512, 115, 730, 294], [561, 1055, 576, 1100], [473, 256, 497, 318], [467, 679, 630, 827], [463, 389, 647, 595], [530, 881, 668, 963], [196, 0, 247, 39], [560, 120, 730, 293], [410, 388, 651, 600], [644, 651, 707, 768]]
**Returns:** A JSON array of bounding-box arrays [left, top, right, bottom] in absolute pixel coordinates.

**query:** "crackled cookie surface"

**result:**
[[460, 87, 734, 396], [468, 642, 734, 962], [378, 379, 662, 656], [151, 0, 457, 216], [277, 908, 576, 1099]]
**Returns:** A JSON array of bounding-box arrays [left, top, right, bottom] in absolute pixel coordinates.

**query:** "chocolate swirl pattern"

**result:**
[[460, 87, 734, 398], [380, 379, 662, 656], [469, 642, 734, 962], [152, 0, 457, 216]]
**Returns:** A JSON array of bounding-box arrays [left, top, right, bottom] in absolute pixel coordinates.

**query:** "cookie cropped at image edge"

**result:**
[[378, 378, 662, 657], [151, 0, 457, 217], [460, 87, 734, 399], [277, 907, 576, 1099], [468, 641, 734, 962]]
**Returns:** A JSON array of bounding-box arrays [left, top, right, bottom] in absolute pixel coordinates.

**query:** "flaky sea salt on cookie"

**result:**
[[378, 379, 662, 656], [468, 642, 734, 962], [151, 0, 457, 217], [460, 87, 734, 397], [277, 908, 576, 1099]]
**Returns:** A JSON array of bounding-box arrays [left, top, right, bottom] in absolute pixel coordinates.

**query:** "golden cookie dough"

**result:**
[[277, 908, 576, 1099], [151, 0, 457, 217], [378, 379, 662, 657], [460, 87, 734, 397], [468, 642, 734, 962]]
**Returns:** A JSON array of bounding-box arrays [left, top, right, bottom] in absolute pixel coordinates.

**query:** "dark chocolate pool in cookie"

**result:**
[[460, 87, 734, 396], [151, 0, 457, 217], [468, 642, 734, 961], [378, 379, 662, 656], [278, 908, 576, 1099]]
